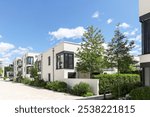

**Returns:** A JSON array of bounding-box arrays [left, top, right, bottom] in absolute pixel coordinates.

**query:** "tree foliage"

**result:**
[[105, 24, 135, 73], [76, 26, 105, 78]]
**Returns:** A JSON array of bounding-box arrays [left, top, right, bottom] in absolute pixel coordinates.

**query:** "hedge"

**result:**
[[72, 82, 93, 96], [45, 81, 68, 92], [129, 87, 150, 100], [94, 74, 140, 95]]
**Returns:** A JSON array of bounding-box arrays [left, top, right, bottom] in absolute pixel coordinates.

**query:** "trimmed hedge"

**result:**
[[112, 82, 142, 98], [45, 81, 68, 92], [129, 87, 150, 100], [30, 79, 46, 88], [72, 82, 93, 96], [94, 74, 140, 95]]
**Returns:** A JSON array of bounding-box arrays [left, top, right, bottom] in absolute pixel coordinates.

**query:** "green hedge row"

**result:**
[[94, 74, 141, 97], [129, 87, 150, 100], [15, 78, 94, 97]]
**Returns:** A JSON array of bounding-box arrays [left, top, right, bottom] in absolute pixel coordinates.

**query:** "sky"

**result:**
[[0, 0, 141, 65]]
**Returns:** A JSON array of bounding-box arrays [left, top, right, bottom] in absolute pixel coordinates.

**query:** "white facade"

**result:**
[[139, 0, 150, 16], [42, 41, 80, 81], [22, 53, 39, 78]]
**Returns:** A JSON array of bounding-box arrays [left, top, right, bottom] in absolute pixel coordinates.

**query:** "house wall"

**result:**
[[140, 54, 150, 63], [139, 0, 150, 16], [62, 79, 99, 95], [42, 42, 81, 81]]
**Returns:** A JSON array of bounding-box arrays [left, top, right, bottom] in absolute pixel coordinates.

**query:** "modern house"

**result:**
[[22, 53, 39, 78], [13, 57, 22, 78], [41, 41, 81, 82], [139, 0, 150, 86]]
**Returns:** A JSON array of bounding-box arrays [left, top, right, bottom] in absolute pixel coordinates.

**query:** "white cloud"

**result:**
[[119, 23, 130, 29], [102, 43, 108, 49], [0, 42, 15, 53], [0, 41, 33, 66], [128, 34, 141, 42], [107, 18, 113, 24], [0, 35, 2, 38], [49, 26, 86, 40], [92, 11, 100, 18], [123, 32, 130, 36], [130, 28, 138, 36]]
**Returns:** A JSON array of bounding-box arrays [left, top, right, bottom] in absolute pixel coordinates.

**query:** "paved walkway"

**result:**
[[0, 79, 81, 100]]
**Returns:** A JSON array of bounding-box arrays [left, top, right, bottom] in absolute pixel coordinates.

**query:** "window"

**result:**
[[142, 19, 150, 54], [56, 51, 74, 69], [68, 72, 76, 78], [26, 57, 34, 65], [48, 56, 51, 65], [48, 73, 51, 82], [37, 61, 41, 72]]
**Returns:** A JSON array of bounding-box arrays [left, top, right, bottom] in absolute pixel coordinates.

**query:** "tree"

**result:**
[[0, 68, 3, 77], [76, 26, 105, 78], [30, 66, 38, 79], [106, 24, 135, 73]]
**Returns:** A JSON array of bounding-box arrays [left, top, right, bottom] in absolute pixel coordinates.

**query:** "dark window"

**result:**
[[48, 73, 51, 82], [56, 51, 74, 69], [26, 57, 34, 65], [68, 72, 76, 78], [37, 61, 41, 72], [142, 19, 150, 54], [48, 56, 51, 65]]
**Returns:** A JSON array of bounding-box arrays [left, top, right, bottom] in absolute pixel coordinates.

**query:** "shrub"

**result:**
[[3, 77, 7, 80], [21, 78, 32, 85], [94, 74, 140, 95], [72, 82, 93, 96], [83, 92, 94, 97], [129, 87, 150, 100], [112, 82, 142, 99], [30, 79, 46, 88], [45, 81, 68, 92]]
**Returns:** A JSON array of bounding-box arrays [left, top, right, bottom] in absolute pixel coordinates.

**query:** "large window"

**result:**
[[56, 51, 74, 69], [26, 57, 34, 65], [142, 19, 150, 54]]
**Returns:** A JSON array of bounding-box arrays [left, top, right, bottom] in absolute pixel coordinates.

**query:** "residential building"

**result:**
[[41, 41, 80, 82], [13, 57, 22, 78], [139, 0, 150, 86], [22, 53, 39, 78]]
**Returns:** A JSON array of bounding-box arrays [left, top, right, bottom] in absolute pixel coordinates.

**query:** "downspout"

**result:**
[[52, 48, 55, 82]]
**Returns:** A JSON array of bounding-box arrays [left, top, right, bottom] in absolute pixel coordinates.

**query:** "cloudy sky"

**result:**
[[0, 0, 141, 65]]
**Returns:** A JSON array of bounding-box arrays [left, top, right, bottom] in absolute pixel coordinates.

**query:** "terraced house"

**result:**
[[139, 0, 150, 86]]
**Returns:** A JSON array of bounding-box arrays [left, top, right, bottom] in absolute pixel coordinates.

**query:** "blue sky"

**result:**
[[0, 0, 141, 65]]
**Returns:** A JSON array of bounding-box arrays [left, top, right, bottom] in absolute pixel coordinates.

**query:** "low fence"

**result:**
[[62, 79, 99, 95]]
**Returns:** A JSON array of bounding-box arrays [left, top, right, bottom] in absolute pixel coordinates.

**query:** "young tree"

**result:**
[[0, 68, 3, 77], [76, 26, 105, 78], [106, 24, 135, 73]]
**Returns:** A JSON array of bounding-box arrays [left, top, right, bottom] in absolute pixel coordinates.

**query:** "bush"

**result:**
[[83, 92, 94, 97], [21, 78, 32, 85], [72, 82, 93, 96], [45, 81, 68, 92], [129, 87, 150, 100], [3, 77, 7, 80], [112, 82, 142, 98], [94, 74, 140, 95], [30, 79, 46, 88]]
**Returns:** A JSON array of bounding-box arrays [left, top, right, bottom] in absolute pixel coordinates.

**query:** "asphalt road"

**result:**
[[0, 79, 81, 100]]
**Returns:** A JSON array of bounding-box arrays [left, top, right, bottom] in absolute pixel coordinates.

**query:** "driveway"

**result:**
[[0, 79, 81, 100]]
